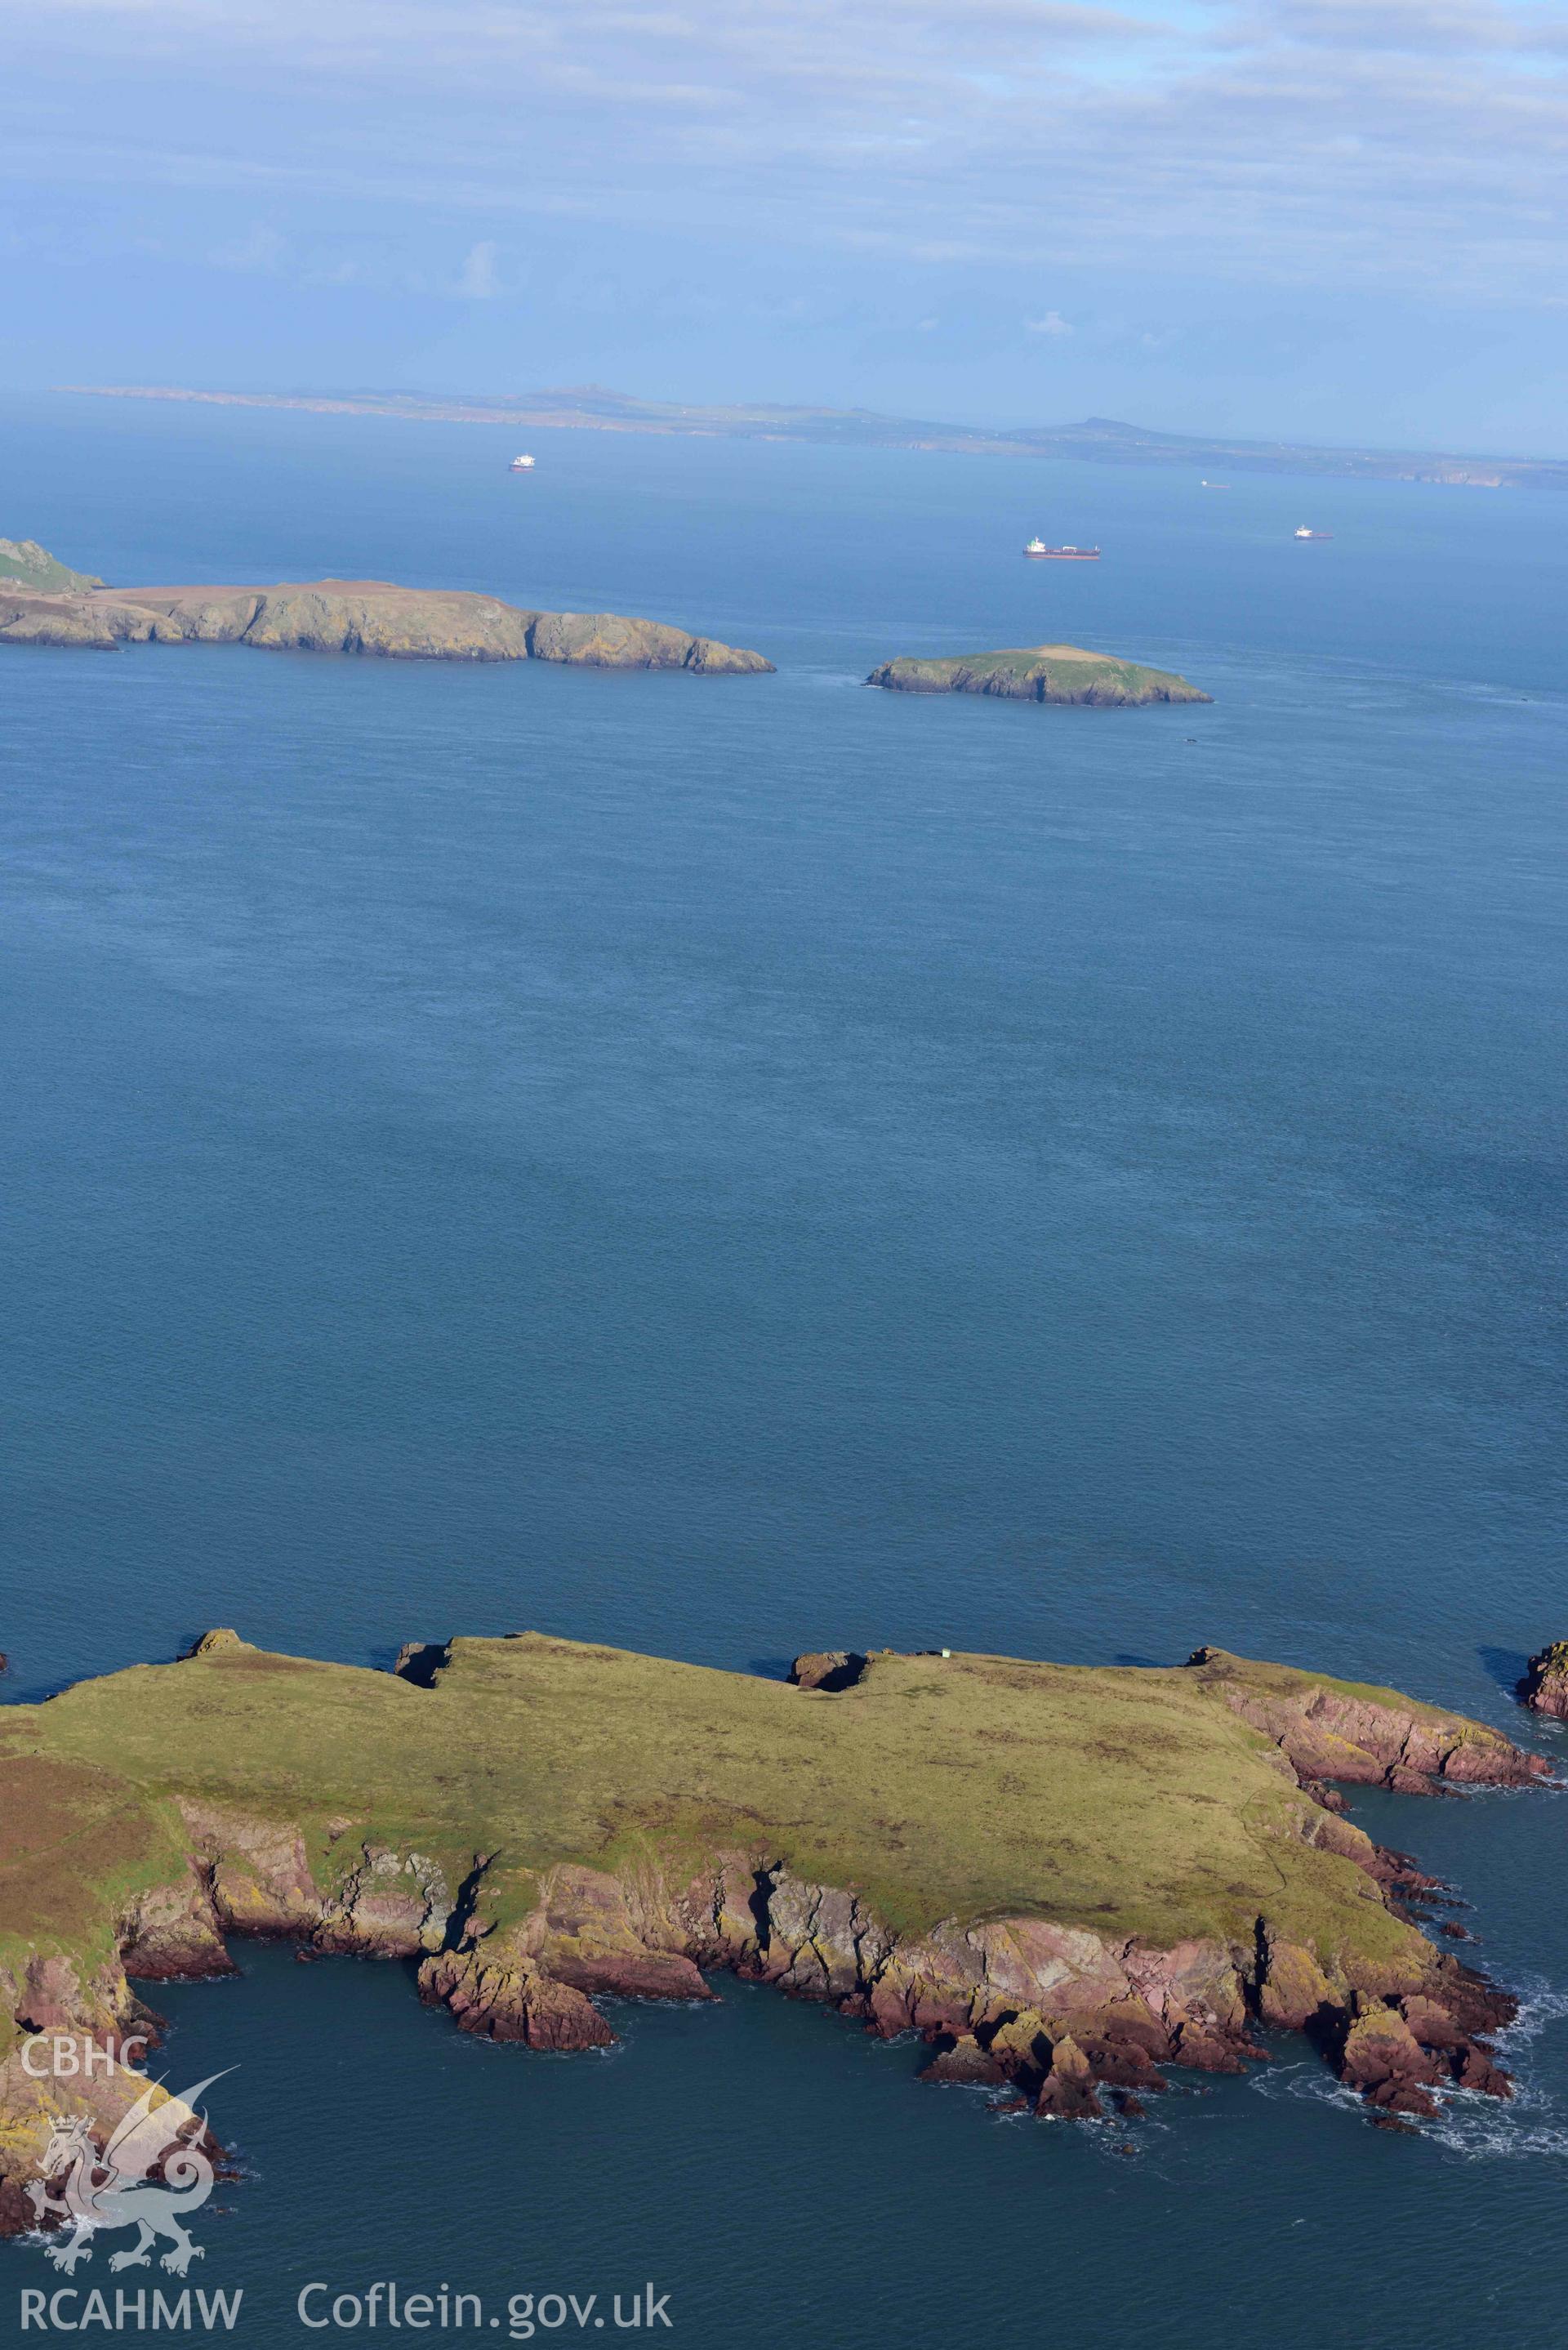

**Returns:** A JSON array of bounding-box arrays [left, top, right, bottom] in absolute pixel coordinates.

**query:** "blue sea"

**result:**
[[2, 393, 1566, 2344]]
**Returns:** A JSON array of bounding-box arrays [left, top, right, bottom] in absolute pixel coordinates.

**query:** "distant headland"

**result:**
[[868, 643, 1210, 706], [0, 1628, 1553, 2231], [55, 385, 1567, 492], [0, 566, 773, 673], [0, 537, 104, 596]]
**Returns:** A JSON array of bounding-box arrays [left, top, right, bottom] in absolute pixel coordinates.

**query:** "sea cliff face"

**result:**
[[0, 577, 773, 672], [0, 1633, 1550, 2223], [1518, 1643, 1568, 1719], [866, 643, 1209, 705]]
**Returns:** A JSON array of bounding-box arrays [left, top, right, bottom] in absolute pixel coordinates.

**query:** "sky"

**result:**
[[3, 0, 1568, 448]]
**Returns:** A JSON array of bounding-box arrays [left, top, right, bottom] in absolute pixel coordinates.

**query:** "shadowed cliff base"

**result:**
[[0, 1631, 1552, 2225]]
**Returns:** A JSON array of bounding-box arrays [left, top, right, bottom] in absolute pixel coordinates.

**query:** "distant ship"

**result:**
[[1294, 525, 1332, 540], [1200, 479, 1230, 489], [510, 453, 536, 472], [1023, 538, 1101, 560]]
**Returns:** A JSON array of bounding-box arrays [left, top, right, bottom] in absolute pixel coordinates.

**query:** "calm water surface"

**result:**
[[2, 395, 1566, 2344]]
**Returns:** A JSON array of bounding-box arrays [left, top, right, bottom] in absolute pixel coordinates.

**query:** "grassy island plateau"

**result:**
[[866, 644, 1210, 706], [0, 1630, 1551, 2227], [0, 560, 773, 672]]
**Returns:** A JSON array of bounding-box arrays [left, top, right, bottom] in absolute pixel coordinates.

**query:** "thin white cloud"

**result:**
[[455, 238, 501, 297], [1026, 310, 1075, 336], [207, 224, 287, 274], [1267, 0, 1568, 51], [6, 0, 1568, 302]]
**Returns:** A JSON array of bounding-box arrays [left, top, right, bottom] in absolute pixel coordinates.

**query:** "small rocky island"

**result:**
[[867, 642, 1209, 704], [0, 1630, 1552, 2225], [0, 553, 773, 672]]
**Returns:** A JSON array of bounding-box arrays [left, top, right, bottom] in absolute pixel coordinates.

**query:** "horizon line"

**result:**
[[46, 382, 1568, 485]]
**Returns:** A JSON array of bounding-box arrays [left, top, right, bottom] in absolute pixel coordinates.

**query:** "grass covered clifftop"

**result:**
[[6, 1635, 1402, 1951], [0, 1634, 1548, 2167], [867, 643, 1209, 705]]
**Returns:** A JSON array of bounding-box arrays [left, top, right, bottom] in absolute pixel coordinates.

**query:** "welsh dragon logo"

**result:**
[[25, 2072, 228, 2277]]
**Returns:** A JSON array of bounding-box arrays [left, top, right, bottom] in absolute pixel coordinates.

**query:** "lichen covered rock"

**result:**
[[1518, 1643, 1568, 1719]]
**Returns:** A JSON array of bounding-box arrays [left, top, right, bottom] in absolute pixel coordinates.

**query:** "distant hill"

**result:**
[[0, 537, 103, 593], [58, 384, 1568, 491]]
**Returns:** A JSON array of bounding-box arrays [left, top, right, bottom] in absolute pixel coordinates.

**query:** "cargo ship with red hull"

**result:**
[[1024, 537, 1100, 560]]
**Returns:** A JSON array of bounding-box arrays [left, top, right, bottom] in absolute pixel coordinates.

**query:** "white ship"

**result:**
[[510, 453, 536, 472], [1294, 524, 1332, 540]]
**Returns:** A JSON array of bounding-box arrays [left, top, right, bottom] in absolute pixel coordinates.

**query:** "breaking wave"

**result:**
[[1245, 1977, 1568, 2159]]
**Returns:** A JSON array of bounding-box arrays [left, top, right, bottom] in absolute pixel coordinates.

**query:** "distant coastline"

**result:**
[[54, 382, 1568, 491]]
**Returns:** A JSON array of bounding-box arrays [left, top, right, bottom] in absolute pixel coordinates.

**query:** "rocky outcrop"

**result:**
[[788, 1651, 870, 1692], [178, 1627, 247, 1660], [417, 1857, 714, 2048], [0, 1933, 185, 2232], [521, 609, 764, 671], [1035, 2035, 1104, 2120], [1183, 1646, 1551, 1791], [314, 1848, 453, 1958], [0, 577, 773, 672], [866, 643, 1209, 706], [0, 2029, 198, 2235], [168, 1800, 456, 1958], [118, 1868, 238, 1982], [0, 592, 160, 648], [1337, 2003, 1445, 2116], [404, 1848, 1513, 2134], [421, 1947, 614, 2049], [1518, 1643, 1568, 1719], [0, 1818, 1530, 2220]]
